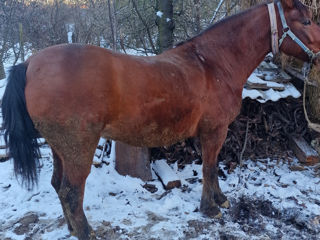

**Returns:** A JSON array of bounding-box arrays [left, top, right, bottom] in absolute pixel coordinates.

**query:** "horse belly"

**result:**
[[102, 124, 193, 147], [102, 107, 201, 147]]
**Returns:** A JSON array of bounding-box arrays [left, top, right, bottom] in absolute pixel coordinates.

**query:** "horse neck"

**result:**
[[192, 4, 271, 88]]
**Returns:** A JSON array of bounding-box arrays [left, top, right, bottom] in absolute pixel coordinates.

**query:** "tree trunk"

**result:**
[[131, 0, 157, 54], [0, 59, 5, 80], [156, 0, 174, 53], [193, 0, 201, 34], [19, 23, 25, 62], [107, 0, 117, 51]]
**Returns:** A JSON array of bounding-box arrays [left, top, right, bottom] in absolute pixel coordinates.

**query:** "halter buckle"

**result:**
[[282, 27, 289, 33]]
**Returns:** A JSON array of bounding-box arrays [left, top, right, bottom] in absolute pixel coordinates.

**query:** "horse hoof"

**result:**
[[220, 200, 230, 209], [89, 230, 97, 240], [69, 230, 77, 237], [213, 211, 222, 219], [200, 205, 222, 219], [205, 210, 222, 219]]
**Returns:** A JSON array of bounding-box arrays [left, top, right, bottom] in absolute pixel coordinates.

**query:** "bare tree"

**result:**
[[0, 0, 266, 74], [19, 22, 25, 62], [22, 0, 68, 50], [131, 0, 157, 54], [0, 0, 21, 77]]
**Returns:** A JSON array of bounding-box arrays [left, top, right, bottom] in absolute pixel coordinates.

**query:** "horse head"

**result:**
[[278, 0, 320, 66]]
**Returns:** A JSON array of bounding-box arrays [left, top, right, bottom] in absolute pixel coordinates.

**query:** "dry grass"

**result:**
[[306, 66, 320, 123]]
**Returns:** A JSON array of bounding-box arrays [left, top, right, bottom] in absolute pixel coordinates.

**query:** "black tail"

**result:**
[[2, 62, 41, 189]]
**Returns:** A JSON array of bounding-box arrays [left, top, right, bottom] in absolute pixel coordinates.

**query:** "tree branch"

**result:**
[[131, 0, 157, 54]]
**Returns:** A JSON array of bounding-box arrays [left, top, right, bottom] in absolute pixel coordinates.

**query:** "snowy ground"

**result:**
[[0, 142, 320, 240]]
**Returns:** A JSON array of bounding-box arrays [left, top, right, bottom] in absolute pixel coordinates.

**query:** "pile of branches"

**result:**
[[151, 97, 311, 169]]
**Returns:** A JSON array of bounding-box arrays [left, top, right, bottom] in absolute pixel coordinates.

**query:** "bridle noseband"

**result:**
[[267, 1, 320, 63]]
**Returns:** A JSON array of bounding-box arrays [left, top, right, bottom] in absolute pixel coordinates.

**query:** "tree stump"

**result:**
[[115, 142, 152, 181]]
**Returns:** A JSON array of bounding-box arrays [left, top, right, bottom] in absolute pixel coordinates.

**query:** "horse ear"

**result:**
[[281, 0, 294, 9]]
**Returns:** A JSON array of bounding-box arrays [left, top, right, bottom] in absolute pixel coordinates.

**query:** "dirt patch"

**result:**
[[231, 196, 280, 232], [94, 221, 122, 240], [227, 196, 320, 240], [184, 219, 214, 239], [13, 212, 39, 235]]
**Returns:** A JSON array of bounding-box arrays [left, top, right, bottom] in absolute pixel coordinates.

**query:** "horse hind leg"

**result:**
[[41, 124, 100, 240], [51, 149, 74, 234], [51, 149, 63, 193], [58, 161, 96, 240]]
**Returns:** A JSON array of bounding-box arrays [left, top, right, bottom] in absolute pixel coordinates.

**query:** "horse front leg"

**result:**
[[200, 127, 229, 218]]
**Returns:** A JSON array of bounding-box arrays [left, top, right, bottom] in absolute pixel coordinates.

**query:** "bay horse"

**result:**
[[2, 0, 320, 239]]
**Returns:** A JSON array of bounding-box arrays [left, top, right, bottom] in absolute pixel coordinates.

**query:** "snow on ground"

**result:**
[[0, 142, 319, 240]]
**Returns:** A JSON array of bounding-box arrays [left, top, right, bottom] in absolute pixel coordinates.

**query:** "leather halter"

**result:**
[[267, 2, 279, 55], [267, 1, 320, 62]]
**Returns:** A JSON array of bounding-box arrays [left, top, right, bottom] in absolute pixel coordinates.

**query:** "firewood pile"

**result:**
[[150, 97, 312, 170]]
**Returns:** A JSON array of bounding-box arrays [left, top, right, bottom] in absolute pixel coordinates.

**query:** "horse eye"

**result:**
[[303, 19, 311, 26]]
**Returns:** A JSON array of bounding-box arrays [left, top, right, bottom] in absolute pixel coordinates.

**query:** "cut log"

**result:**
[[115, 142, 152, 181], [152, 159, 181, 190], [289, 136, 320, 164], [245, 83, 285, 91], [245, 82, 268, 90]]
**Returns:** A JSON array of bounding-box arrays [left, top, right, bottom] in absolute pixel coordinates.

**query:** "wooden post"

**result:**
[[115, 142, 152, 181]]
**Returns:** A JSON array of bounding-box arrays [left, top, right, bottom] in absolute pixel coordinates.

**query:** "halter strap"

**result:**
[[276, 1, 320, 62], [267, 2, 279, 55]]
